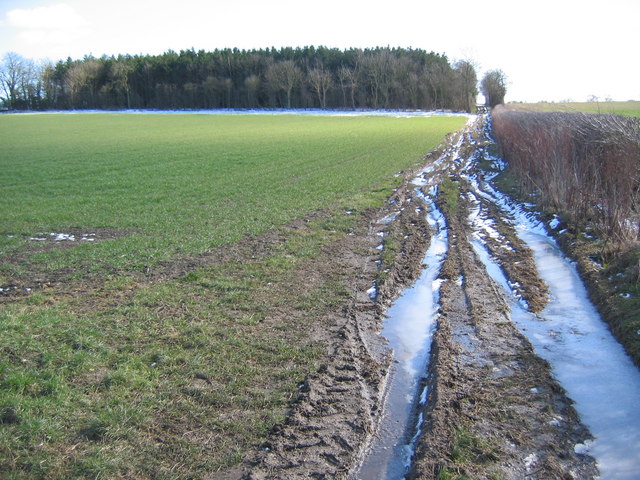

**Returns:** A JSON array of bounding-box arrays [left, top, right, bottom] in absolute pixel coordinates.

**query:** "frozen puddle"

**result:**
[[473, 183, 640, 480], [29, 232, 96, 242], [355, 190, 447, 479]]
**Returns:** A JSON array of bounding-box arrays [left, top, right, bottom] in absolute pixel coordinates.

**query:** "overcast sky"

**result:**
[[0, 0, 637, 103]]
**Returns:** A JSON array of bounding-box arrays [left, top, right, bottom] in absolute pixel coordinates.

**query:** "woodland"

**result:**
[[0, 46, 480, 112]]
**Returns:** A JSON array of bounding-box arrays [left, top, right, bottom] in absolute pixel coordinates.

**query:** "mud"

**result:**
[[409, 152, 597, 479], [467, 189, 550, 312], [236, 121, 599, 479], [0, 227, 137, 298]]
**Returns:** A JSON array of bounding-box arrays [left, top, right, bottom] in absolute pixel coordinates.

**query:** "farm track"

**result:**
[[408, 123, 597, 479], [239, 119, 599, 479]]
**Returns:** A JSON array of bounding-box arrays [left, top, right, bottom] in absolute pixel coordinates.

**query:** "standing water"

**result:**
[[473, 179, 640, 480], [354, 187, 447, 479]]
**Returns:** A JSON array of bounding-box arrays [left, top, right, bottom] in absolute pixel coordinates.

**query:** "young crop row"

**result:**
[[491, 106, 640, 245]]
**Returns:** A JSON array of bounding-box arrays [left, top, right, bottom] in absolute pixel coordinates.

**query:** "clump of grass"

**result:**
[[599, 246, 640, 364], [451, 427, 499, 465], [433, 426, 501, 480], [437, 467, 471, 480], [378, 236, 400, 281], [438, 176, 460, 219]]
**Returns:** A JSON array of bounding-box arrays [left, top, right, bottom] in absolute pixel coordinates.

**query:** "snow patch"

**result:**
[[474, 171, 640, 480], [574, 441, 593, 456], [378, 212, 399, 224], [28, 232, 97, 242], [524, 453, 538, 469], [367, 285, 377, 300]]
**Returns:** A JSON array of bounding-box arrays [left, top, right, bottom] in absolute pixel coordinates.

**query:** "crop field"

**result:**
[[509, 100, 640, 117], [1, 113, 463, 275], [0, 112, 464, 478]]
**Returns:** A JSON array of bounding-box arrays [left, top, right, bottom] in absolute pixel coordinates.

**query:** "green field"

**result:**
[[0, 113, 464, 479], [509, 100, 640, 117], [1, 113, 463, 277]]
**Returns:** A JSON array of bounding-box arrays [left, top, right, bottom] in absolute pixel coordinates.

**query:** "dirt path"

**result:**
[[237, 119, 601, 479]]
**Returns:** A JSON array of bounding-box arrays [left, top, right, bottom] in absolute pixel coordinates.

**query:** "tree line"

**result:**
[[0, 46, 483, 112]]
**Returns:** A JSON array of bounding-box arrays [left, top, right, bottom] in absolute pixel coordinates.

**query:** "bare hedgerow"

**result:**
[[491, 106, 640, 245]]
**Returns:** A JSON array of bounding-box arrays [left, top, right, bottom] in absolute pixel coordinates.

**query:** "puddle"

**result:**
[[355, 189, 447, 479], [472, 177, 640, 480]]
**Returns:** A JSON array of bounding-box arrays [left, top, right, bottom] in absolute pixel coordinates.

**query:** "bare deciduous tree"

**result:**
[[338, 66, 358, 109], [359, 50, 395, 109], [308, 64, 332, 109], [244, 74, 261, 107], [266, 60, 302, 108], [0, 53, 44, 109], [111, 61, 133, 109], [453, 60, 478, 113], [425, 61, 451, 110], [1, 52, 26, 109], [65, 59, 103, 108]]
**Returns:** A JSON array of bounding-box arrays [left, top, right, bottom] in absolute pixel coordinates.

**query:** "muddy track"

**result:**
[[237, 120, 600, 479], [410, 134, 597, 478]]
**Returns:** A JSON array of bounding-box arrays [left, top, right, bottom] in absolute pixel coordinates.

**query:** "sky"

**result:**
[[0, 0, 638, 103]]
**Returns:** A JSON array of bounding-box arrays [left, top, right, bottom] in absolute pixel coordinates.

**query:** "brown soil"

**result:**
[[0, 227, 136, 298], [472, 190, 549, 312], [237, 170, 436, 479]]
